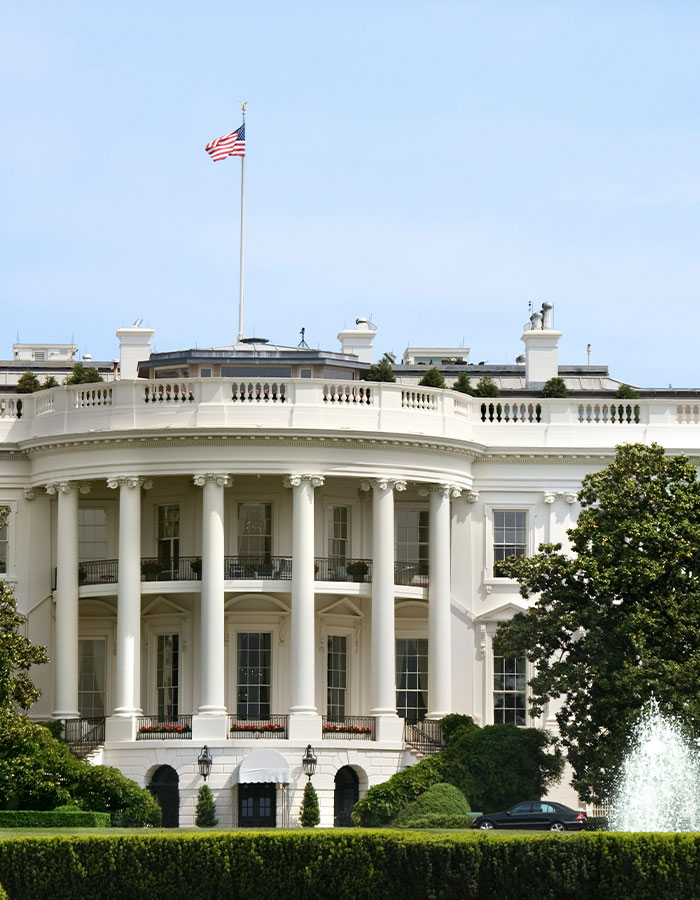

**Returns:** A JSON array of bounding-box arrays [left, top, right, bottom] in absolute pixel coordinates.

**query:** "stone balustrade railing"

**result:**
[[2, 379, 699, 449]]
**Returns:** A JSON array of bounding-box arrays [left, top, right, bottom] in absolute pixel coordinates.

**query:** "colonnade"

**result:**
[[46, 473, 460, 736]]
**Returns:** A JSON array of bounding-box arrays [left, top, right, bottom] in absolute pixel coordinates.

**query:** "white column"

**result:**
[[48, 481, 84, 718], [108, 476, 151, 716], [286, 474, 324, 715], [422, 483, 459, 719], [364, 478, 406, 717], [194, 474, 231, 716]]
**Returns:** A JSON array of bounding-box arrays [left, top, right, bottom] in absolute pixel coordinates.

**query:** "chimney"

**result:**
[[521, 302, 561, 388], [337, 317, 376, 363], [116, 323, 155, 380]]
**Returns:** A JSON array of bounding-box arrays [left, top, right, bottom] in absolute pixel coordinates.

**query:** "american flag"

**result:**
[[205, 123, 245, 161]]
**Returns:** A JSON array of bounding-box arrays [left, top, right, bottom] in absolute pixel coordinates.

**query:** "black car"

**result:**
[[471, 801, 587, 832]]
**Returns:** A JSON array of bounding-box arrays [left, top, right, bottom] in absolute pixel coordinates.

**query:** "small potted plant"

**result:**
[[346, 560, 369, 581], [190, 557, 202, 578], [141, 559, 162, 581]]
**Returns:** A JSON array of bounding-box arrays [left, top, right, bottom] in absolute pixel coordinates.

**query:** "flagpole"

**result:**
[[237, 101, 246, 343]]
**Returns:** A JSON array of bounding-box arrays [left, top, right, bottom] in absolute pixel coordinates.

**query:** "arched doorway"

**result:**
[[334, 766, 359, 826], [148, 765, 180, 828]]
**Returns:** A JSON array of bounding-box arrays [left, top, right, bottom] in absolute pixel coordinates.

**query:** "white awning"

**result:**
[[238, 749, 291, 784]]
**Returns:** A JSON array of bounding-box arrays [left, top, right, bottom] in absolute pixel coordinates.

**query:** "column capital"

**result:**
[[418, 483, 462, 499], [46, 481, 91, 496], [284, 474, 325, 489], [360, 478, 407, 493], [543, 490, 577, 505], [464, 489, 479, 503], [107, 476, 153, 491], [543, 491, 556, 504], [24, 488, 36, 501], [193, 473, 233, 488]]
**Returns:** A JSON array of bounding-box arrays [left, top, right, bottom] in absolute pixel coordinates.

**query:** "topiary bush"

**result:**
[[72, 765, 161, 826], [541, 376, 568, 398], [299, 781, 320, 827], [474, 375, 500, 397], [364, 358, 396, 383], [392, 783, 469, 826], [417, 367, 445, 389], [452, 372, 476, 395], [615, 383, 639, 399], [351, 755, 445, 826], [195, 785, 218, 827]]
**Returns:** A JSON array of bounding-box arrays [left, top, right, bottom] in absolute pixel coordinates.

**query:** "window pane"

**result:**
[[78, 639, 106, 718], [238, 504, 272, 557], [328, 506, 350, 561], [493, 655, 527, 726], [327, 635, 347, 719], [395, 510, 429, 566], [157, 634, 179, 718], [237, 632, 271, 718], [396, 638, 428, 722], [0, 520, 7, 574], [493, 511, 527, 576], [78, 508, 107, 562]]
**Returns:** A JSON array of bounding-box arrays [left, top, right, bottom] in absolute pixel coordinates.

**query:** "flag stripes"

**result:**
[[205, 123, 246, 161]]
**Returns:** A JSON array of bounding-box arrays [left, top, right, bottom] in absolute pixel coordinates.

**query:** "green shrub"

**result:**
[[583, 816, 609, 831], [615, 383, 639, 399], [0, 810, 110, 827], [475, 375, 500, 397], [16, 372, 41, 394], [351, 755, 445, 826], [299, 781, 320, 827], [0, 832, 700, 900], [195, 785, 218, 827], [392, 813, 478, 829], [72, 765, 161, 827], [541, 376, 568, 398], [417, 367, 445, 389], [393, 783, 469, 826], [364, 358, 395, 382], [452, 372, 476, 395], [64, 362, 104, 385]]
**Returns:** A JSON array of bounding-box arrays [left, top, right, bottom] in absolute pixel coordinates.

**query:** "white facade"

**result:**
[[1, 311, 698, 827]]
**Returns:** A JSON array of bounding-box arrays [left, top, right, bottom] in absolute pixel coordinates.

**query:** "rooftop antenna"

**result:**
[[587, 343, 592, 366], [298, 327, 310, 349], [133, 318, 143, 327]]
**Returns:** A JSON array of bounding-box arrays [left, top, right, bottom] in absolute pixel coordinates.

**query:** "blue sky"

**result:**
[[3, 1, 699, 387]]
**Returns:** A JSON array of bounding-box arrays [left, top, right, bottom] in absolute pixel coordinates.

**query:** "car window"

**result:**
[[510, 802, 534, 814], [540, 803, 555, 813]]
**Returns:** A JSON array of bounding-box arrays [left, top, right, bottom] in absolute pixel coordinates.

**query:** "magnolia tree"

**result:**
[[494, 443, 700, 802]]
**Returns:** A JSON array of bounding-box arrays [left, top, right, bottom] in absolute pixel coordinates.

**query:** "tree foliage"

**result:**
[[65, 362, 104, 385], [195, 784, 218, 827], [417, 367, 445, 389], [541, 377, 568, 398], [16, 372, 40, 394], [0, 578, 48, 711], [452, 373, 476, 395], [364, 358, 396, 383], [494, 442, 700, 802], [615, 383, 640, 399], [42, 376, 59, 390], [474, 375, 500, 397], [299, 780, 320, 827]]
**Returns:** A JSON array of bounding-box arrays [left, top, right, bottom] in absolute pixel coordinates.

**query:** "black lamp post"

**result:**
[[198, 745, 213, 781], [302, 744, 317, 780]]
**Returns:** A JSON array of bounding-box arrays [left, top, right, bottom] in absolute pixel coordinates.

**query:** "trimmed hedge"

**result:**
[[393, 783, 469, 826], [393, 813, 479, 829], [0, 810, 110, 828], [0, 832, 700, 900]]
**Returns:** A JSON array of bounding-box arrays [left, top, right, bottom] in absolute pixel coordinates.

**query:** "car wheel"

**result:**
[[479, 820, 495, 830], [550, 821, 566, 832]]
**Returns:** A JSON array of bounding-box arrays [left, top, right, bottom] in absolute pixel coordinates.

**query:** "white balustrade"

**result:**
[[143, 382, 194, 404], [401, 389, 438, 411], [677, 405, 700, 424], [35, 393, 55, 416], [577, 403, 641, 424], [322, 384, 372, 405], [75, 387, 113, 408], [0, 398, 21, 419], [231, 381, 286, 403], [480, 401, 542, 423]]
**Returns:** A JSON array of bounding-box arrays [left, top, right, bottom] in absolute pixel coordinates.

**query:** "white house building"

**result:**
[[1, 305, 697, 827]]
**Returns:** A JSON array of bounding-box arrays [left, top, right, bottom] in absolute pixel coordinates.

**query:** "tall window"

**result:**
[[0, 517, 7, 575], [396, 510, 429, 566], [78, 639, 106, 718], [396, 638, 428, 722], [78, 508, 107, 561], [238, 503, 272, 557], [493, 656, 527, 725], [493, 510, 527, 576], [328, 506, 350, 561], [157, 634, 179, 718], [237, 632, 271, 718], [327, 635, 347, 720], [158, 505, 180, 576]]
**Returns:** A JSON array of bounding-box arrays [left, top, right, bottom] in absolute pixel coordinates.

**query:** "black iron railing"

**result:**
[[227, 715, 288, 738], [322, 716, 376, 740], [79, 560, 118, 585], [136, 715, 193, 739], [315, 558, 372, 583], [224, 556, 292, 580], [63, 717, 106, 758], [404, 719, 445, 756], [140, 557, 203, 581], [394, 561, 429, 586]]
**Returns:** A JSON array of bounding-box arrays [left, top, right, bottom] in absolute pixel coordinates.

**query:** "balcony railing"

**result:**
[[315, 558, 372, 583], [136, 715, 193, 739], [227, 715, 288, 739], [63, 716, 106, 758], [404, 719, 445, 756], [394, 561, 429, 586], [140, 557, 203, 581], [322, 716, 376, 740], [224, 556, 292, 580], [79, 560, 119, 585]]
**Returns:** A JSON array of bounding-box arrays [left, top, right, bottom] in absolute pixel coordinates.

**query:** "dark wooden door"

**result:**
[[148, 765, 179, 828], [239, 783, 276, 827]]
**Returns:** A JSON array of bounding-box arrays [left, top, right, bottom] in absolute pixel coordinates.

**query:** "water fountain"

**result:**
[[609, 698, 700, 831]]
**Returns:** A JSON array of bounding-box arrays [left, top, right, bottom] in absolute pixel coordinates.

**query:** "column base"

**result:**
[[105, 715, 137, 742], [287, 713, 322, 742], [53, 710, 80, 720], [192, 714, 228, 741], [374, 714, 404, 744], [426, 711, 450, 720]]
